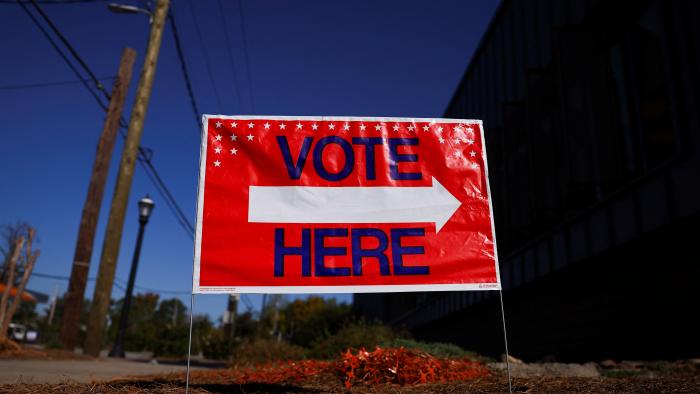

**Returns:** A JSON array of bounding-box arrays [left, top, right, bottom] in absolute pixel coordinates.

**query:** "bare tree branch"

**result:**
[[0, 236, 25, 336], [2, 229, 39, 335]]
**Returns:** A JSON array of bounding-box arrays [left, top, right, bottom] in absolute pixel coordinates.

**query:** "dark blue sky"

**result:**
[[0, 0, 498, 320]]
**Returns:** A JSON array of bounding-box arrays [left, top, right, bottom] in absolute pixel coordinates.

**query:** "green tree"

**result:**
[[278, 296, 350, 348], [38, 296, 91, 348], [154, 298, 186, 328], [107, 292, 159, 351]]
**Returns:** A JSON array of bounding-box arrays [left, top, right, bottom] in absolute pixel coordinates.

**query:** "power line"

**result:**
[[113, 277, 190, 295], [3, 0, 106, 3], [186, 0, 224, 113], [27, 0, 110, 100], [17, 1, 108, 111], [240, 295, 254, 311], [0, 76, 113, 90], [138, 157, 195, 237], [237, 0, 255, 114], [34, 272, 190, 296], [168, 5, 201, 131], [216, 0, 243, 112], [33, 271, 95, 281], [19, 0, 195, 239]]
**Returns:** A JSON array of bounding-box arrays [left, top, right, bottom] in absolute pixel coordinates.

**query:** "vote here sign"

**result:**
[[193, 116, 501, 293]]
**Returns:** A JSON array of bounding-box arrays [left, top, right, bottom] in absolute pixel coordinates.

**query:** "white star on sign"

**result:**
[[392, 124, 400, 132], [328, 123, 335, 130], [360, 123, 367, 131], [213, 160, 221, 167], [312, 123, 319, 130], [466, 138, 474, 145], [279, 123, 286, 130], [215, 134, 222, 141], [343, 123, 350, 131], [471, 162, 479, 169], [214, 147, 222, 154], [470, 150, 477, 157], [374, 124, 382, 131], [453, 137, 462, 144], [466, 127, 474, 133], [230, 148, 238, 155], [436, 126, 444, 133], [453, 126, 463, 133], [296, 123, 303, 130], [215, 121, 222, 128], [264, 122, 271, 130], [231, 121, 238, 128], [247, 134, 254, 141], [248, 122, 255, 128], [230, 134, 237, 141], [453, 151, 461, 158], [423, 125, 430, 131], [438, 136, 445, 144], [408, 124, 415, 132]]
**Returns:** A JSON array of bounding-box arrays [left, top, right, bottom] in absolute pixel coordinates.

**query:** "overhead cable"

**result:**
[[168, 5, 201, 131], [0, 76, 113, 90], [237, 0, 255, 113], [216, 0, 243, 112], [186, 0, 224, 113]]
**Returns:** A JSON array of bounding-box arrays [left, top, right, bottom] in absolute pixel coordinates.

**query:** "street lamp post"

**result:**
[[108, 195, 155, 358]]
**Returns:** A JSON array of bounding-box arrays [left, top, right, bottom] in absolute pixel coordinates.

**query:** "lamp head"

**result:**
[[108, 3, 142, 14], [138, 195, 155, 222]]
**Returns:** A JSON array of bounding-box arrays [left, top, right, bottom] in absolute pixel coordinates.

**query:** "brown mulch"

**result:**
[[0, 374, 699, 393], [0, 347, 93, 360], [0, 338, 92, 361], [0, 338, 21, 352]]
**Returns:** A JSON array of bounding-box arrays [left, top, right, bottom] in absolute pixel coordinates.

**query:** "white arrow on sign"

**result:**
[[248, 177, 461, 232]]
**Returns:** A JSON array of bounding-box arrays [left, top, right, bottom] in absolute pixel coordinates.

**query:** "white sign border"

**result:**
[[192, 115, 502, 294]]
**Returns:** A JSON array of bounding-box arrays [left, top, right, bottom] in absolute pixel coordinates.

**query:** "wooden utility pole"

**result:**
[[59, 48, 136, 350], [84, 0, 170, 357], [224, 294, 238, 339]]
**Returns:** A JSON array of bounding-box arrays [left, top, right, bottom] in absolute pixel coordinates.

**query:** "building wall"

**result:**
[[354, 0, 700, 361]]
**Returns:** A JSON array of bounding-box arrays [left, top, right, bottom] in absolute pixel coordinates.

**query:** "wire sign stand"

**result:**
[[185, 116, 513, 393]]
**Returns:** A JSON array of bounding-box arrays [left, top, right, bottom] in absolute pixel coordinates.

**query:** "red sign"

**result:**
[[193, 116, 501, 293]]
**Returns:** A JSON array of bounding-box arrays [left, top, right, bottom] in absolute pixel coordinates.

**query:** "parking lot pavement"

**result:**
[[0, 357, 202, 384]]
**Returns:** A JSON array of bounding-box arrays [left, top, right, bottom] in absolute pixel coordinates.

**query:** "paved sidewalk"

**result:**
[[0, 358, 201, 384]]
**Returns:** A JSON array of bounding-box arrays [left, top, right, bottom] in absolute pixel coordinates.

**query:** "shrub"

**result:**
[[151, 325, 189, 357], [43, 337, 65, 350], [279, 297, 350, 348], [308, 320, 403, 359], [381, 338, 488, 360], [201, 329, 234, 360], [230, 339, 307, 366]]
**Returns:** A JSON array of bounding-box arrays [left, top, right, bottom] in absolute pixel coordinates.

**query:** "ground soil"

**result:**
[[1, 371, 697, 393], [1, 341, 697, 392]]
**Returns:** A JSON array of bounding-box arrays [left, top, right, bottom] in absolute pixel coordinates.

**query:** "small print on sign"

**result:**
[[193, 116, 501, 294]]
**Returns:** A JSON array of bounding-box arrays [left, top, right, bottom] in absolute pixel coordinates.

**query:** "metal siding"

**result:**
[[538, 0, 553, 66], [525, 0, 541, 69], [503, 3, 515, 102], [512, 0, 526, 99]]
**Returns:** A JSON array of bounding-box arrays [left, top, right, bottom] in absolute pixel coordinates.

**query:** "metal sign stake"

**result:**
[[498, 288, 513, 393], [185, 293, 195, 393]]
